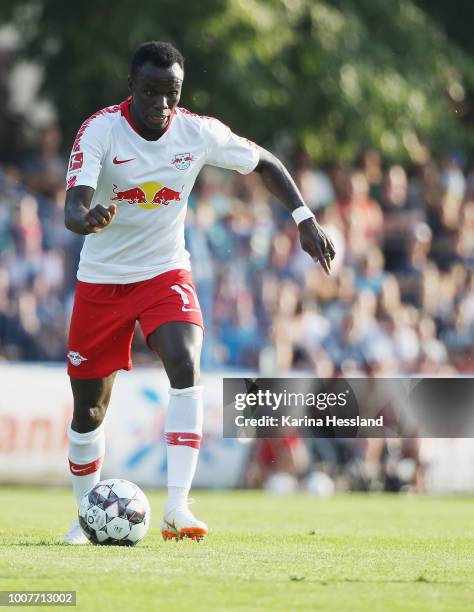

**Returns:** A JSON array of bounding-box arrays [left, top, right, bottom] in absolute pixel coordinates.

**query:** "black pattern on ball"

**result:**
[[79, 479, 150, 546]]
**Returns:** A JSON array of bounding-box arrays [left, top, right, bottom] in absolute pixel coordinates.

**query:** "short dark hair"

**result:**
[[130, 41, 184, 78]]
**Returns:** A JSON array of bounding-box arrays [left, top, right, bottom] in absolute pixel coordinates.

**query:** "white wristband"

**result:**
[[292, 206, 315, 225]]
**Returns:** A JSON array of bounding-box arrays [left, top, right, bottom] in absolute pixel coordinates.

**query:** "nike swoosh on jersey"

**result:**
[[181, 307, 200, 312], [177, 436, 200, 443], [113, 156, 136, 164]]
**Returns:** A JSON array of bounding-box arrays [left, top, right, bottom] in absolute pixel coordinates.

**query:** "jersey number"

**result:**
[[171, 284, 200, 312]]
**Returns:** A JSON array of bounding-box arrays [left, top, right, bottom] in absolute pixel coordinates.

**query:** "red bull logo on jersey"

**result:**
[[111, 181, 181, 210]]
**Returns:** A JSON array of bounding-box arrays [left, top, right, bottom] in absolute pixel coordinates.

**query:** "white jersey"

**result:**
[[66, 98, 259, 283]]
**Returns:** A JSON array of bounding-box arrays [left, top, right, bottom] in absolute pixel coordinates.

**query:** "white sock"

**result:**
[[166, 486, 189, 513], [68, 423, 105, 505], [164, 386, 203, 515]]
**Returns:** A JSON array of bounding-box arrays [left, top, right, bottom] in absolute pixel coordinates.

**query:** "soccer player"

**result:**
[[63, 41, 335, 544]]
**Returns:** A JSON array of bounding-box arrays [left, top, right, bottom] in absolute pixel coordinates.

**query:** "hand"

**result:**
[[84, 204, 117, 233], [298, 218, 336, 274]]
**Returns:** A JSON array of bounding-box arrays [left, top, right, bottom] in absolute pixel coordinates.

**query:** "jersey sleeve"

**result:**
[[66, 112, 111, 190], [203, 118, 260, 175]]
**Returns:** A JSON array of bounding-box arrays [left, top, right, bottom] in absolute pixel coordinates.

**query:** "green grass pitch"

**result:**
[[0, 487, 473, 611]]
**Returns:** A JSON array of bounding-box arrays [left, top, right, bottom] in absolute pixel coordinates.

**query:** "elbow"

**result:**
[[64, 199, 80, 233], [64, 214, 74, 232], [64, 199, 72, 231], [64, 213, 81, 234], [254, 149, 284, 175]]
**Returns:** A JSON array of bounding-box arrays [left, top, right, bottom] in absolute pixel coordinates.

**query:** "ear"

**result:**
[[127, 75, 133, 94]]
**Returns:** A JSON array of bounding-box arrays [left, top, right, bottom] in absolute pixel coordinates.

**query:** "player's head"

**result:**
[[128, 41, 185, 133]]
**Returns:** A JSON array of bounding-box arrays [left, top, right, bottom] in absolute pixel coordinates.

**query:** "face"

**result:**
[[128, 61, 184, 134]]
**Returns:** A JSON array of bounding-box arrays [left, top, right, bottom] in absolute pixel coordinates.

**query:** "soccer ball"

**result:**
[[78, 479, 151, 546]]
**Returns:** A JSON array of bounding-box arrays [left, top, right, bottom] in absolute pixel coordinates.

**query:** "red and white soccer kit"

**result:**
[[66, 97, 259, 378]]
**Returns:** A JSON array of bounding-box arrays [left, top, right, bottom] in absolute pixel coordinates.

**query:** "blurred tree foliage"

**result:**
[[1, 0, 472, 162], [414, 0, 474, 129]]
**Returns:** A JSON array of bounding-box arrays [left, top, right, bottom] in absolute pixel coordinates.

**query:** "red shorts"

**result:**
[[67, 269, 204, 379]]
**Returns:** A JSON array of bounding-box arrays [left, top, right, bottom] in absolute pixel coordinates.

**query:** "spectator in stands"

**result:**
[[0, 141, 472, 377]]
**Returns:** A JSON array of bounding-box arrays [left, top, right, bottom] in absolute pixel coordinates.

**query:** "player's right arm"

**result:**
[[64, 109, 117, 235], [65, 186, 116, 234]]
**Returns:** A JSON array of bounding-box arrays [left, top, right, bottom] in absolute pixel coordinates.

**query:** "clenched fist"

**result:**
[[84, 204, 117, 233]]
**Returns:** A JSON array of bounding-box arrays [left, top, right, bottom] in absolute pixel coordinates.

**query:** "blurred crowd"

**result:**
[[1, 124, 473, 495], [0, 125, 473, 377], [193, 149, 474, 375], [244, 436, 424, 495]]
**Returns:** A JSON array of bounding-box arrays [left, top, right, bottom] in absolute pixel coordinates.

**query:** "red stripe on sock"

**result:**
[[165, 432, 201, 449], [68, 456, 103, 476]]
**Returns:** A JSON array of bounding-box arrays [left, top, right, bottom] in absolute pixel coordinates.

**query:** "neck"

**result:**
[[129, 101, 168, 141]]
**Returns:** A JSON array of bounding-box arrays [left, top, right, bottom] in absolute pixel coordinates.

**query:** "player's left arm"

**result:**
[[254, 146, 336, 274]]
